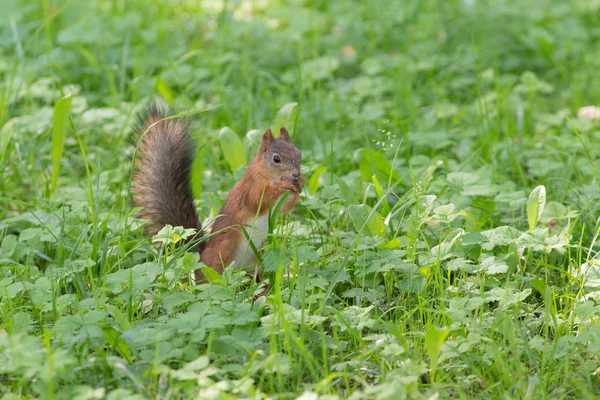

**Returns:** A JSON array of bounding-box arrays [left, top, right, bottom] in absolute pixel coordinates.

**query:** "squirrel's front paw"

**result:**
[[281, 175, 304, 193], [294, 176, 305, 192]]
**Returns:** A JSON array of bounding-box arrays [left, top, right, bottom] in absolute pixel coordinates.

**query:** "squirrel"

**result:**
[[132, 102, 305, 283]]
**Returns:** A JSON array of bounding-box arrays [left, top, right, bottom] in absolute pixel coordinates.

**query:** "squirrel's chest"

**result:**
[[232, 194, 288, 268], [232, 215, 269, 268]]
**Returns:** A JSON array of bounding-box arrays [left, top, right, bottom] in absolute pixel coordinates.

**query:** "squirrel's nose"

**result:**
[[292, 171, 300, 178]]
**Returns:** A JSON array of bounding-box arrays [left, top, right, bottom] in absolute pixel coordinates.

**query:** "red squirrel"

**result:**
[[132, 102, 304, 283]]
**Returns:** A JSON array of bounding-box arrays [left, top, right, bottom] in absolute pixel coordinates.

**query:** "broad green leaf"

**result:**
[[529, 277, 547, 298], [301, 56, 340, 82], [1, 234, 17, 258], [13, 311, 31, 333], [295, 246, 319, 263], [0, 118, 15, 162], [200, 266, 225, 285], [160, 291, 195, 314], [219, 126, 247, 172], [103, 326, 133, 364], [321, 184, 343, 201], [104, 262, 162, 293], [372, 174, 390, 215], [30, 277, 53, 309], [262, 248, 291, 273], [527, 185, 546, 231], [383, 238, 401, 249], [348, 204, 386, 237], [541, 201, 578, 223], [51, 93, 73, 192], [478, 256, 509, 275], [152, 225, 197, 246], [481, 226, 522, 250], [309, 165, 327, 193], [460, 232, 487, 246], [122, 325, 172, 347], [372, 174, 384, 199], [155, 76, 175, 103], [107, 389, 146, 400], [447, 172, 479, 188], [446, 258, 476, 272], [273, 102, 298, 136], [432, 204, 457, 223], [425, 323, 449, 382], [358, 149, 401, 184], [246, 129, 261, 144], [170, 356, 210, 381], [105, 304, 131, 331], [319, 173, 357, 204]]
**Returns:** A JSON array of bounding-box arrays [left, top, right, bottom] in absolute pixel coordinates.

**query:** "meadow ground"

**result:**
[[2, 0, 600, 398]]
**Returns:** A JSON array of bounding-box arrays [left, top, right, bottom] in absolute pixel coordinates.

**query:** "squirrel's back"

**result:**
[[132, 102, 204, 240]]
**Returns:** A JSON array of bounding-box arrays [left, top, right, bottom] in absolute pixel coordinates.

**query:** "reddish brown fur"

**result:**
[[197, 128, 304, 280], [132, 103, 304, 283]]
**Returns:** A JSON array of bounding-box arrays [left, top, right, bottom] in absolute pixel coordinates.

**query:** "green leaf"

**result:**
[[478, 256, 509, 275], [160, 291, 195, 314], [348, 204, 386, 237], [432, 204, 457, 223], [13, 311, 32, 333], [358, 149, 401, 184], [105, 304, 132, 331], [104, 262, 162, 293], [170, 356, 211, 381], [541, 201, 578, 223], [295, 246, 319, 263], [155, 76, 175, 103], [219, 126, 247, 172], [527, 185, 546, 231], [246, 129, 262, 144], [103, 326, 133, 364], [273, 102, 298, 136], [383, 238, 401, 249], [201, 266, 225, 285], [51, 93, 73, 193], [152, 225, 197, 247], [308, 165, 327, 193], [106, 389, 146, 400], [18, 228, 42, 242], [1, 235, 18, 258], [446, 258, 475, 273], [0, 118, 15, 162], [262, 248, 291, 273], [529, 277, 547, 298], [425, 323, 449, 382], [372, 174, 390, 215], [300, 56, 340, 82]]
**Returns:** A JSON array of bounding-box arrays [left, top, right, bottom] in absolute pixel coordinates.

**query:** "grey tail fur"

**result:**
[[132, 101, 204, 251]]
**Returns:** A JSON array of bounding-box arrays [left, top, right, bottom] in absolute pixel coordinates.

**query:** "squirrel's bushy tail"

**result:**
[[132, 101, 204, 247]]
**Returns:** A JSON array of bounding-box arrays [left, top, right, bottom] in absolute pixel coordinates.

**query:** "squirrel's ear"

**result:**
[[259, 128, 275, 153], [279, 127, 291, 142]]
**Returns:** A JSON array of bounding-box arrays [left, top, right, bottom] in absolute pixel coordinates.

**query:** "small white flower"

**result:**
[[577, 106, 600, 120]]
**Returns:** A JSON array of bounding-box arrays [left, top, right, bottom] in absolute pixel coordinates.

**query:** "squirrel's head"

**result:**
[[256, 127, 302, 180]]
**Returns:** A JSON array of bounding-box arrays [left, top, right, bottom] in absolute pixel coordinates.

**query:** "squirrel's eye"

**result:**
[[273, 154, 281, 164]]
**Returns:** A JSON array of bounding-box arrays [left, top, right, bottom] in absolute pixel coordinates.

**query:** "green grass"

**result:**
[[2, 0, 600, 398]]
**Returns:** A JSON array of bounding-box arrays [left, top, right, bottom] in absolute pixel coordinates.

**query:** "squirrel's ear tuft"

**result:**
[[279, 127, 291, 142], [259, 128, 275, 153]]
